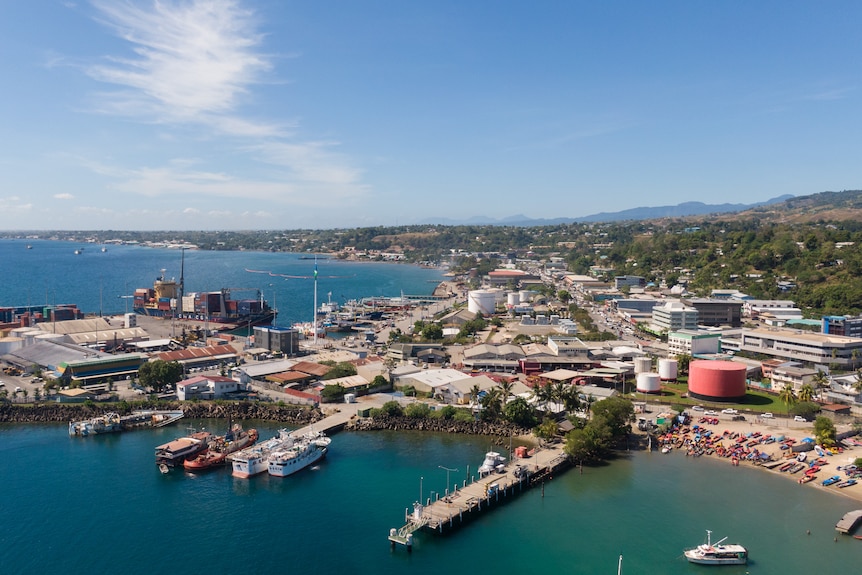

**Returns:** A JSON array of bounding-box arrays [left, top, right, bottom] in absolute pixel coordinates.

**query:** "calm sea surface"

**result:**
[[1, 240, 861, 573], [0, 238, 444, 325], [0, 422, 860, 574]]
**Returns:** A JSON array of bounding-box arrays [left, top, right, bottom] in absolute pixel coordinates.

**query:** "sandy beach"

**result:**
[[651, 409, 862, 503]]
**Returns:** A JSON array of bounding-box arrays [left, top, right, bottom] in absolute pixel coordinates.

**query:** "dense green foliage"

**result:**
[[564, 397, 635, 463], [814, 415, 837, 447], [137, 360, 183, 392], [16, 190, 862, 314]]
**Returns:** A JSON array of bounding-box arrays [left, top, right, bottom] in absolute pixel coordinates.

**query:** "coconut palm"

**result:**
[[778, 386, 797, 408], [530, 382, 553, 415], [798, 383, 814, 403], [497, 378, 515, 407], [812, 370, 830, 401], [470, 383, 481, 406]]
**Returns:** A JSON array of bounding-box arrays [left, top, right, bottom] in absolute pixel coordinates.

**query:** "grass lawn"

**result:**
[[628, 381, 789, 415]]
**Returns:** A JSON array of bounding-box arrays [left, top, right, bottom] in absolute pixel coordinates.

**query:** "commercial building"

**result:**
[[684, 298, 743, 328], [723, 328, 862, 370], [650, 301, 698, 333], [614, 275, 646, 290], [667, 330, 722, 357], [822, 315, 862, 338], [253, 325, 301, 355]]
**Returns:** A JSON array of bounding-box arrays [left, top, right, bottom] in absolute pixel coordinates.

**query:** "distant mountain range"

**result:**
[[420, 194, 795, 226]]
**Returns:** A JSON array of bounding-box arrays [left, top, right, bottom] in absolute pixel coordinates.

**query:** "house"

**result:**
[[176, 375, 242, 400], [55, 388, 97, 403]]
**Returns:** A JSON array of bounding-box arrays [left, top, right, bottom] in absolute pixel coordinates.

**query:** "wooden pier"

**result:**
[[835, 509, 862, 534], [389, 445, 571, 550]]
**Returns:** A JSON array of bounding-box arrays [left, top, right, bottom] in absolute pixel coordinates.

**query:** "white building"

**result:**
[[176, 375, 242, 400], [650, 301, 698, 333], [668, 330, 722, 357]]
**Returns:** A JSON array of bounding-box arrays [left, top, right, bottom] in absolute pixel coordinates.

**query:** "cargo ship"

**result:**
[[133, 269, 276, 329]]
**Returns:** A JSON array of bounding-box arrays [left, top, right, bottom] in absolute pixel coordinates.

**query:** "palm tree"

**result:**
[[530, 382, 553, 416], [812, 370, 830, 401], [853, 369, 862, 395], [497, 378, 515, 407], [778, 386, 797, 408], [470, 383, 481, 406], [798, 383, 814, 403]]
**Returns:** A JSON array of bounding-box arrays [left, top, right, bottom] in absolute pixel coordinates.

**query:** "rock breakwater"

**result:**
[[0, 401, 323, 425], [346, 415, 530, 441]]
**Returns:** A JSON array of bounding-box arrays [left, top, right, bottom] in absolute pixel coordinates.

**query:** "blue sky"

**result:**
[[1, 1, 860, 231]]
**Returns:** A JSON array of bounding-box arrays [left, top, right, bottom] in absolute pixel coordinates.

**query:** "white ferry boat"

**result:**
[[684, 530, 748, 565], [229, 429, 291, 478], [268, 431, 331, 477]]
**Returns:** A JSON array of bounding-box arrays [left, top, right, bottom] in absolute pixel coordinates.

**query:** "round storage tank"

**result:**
[[0, 336, 24, 355], [35, 333, 65, 343], [634, 357, 652, 374], [467, 290, 497, 316], [688, 360, 746, 401], [636, 372, 661, 394], [507, 292, 521, 306], [658, 358, 678, 381]]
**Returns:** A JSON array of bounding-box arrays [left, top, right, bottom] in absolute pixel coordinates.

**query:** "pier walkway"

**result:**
[[390, 444, 570, 550], [835, 509, 862, 534], [292, 395, 390, 437]]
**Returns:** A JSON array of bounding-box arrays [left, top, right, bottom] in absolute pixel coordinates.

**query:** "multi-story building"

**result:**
[[650, 301, 698, 333], [822, 315, 862, 338], [724, 328, 862, 370], [667, 330, 722, 357], [684, 298, 743, 327], [769, 365, 817, 393], [614, 275, 646, 290]]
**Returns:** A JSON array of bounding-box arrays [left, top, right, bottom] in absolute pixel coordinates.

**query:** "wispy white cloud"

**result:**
[[54, 193, 75, 200], [88, 0, 270, 122], [78, 0, 368, 208], [0, 196, 33, 211]]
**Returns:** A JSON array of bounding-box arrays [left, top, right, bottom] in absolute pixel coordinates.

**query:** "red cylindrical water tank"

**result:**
[[688, 360, 746, 401]]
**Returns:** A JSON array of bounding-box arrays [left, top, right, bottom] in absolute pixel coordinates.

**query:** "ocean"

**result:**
[[1, 240, 861, 573], [0, 422, 860, 574], [0, 238, 445, 326]]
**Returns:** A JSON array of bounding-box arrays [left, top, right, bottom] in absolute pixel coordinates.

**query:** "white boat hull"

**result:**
[[268, 445, 327, 477]]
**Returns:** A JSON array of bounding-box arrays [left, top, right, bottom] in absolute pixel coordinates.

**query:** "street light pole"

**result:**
[[438, 465, 458, 497]]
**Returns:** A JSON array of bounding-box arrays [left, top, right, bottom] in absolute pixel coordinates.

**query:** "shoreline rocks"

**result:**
[[0, 401, 323, 426]]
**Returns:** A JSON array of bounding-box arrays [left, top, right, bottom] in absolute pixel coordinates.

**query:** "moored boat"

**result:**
[[155, 430, 212, 469], [69, 412, 121, 436], [70, 409, 185, 437], [267, 431, 331, 477], [229, 429, 292, 478], [684, 530, 747, 565], [183, 425, 259, 471]]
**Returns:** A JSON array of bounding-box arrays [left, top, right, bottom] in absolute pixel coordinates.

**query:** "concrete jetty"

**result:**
[[389, 444, 570, 550], [835, 509, 862, 534]]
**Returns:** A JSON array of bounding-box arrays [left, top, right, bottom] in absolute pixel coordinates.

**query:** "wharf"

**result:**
[[835, 509, 862, 534], [389, 444, 570, 550]]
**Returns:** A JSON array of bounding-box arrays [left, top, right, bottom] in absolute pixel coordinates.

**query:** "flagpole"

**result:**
[[313, 257, 319, 347]]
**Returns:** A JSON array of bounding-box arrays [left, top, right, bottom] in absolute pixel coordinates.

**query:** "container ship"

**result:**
[[133, 270, 276, 329]]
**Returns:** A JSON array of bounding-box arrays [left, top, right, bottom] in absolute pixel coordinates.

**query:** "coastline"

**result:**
[[651, 414, 862, 504]]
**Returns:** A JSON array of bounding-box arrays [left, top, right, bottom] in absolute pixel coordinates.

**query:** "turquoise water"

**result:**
[[0, 238, 443, 325], [1, 422, 860, 574]]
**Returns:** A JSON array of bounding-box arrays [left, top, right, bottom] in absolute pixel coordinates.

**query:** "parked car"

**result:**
[[692, 405, 704, 412], [704, 410, 718, 416], [732, 415, 746, 421], [762, 412, 774, 419], [794, 415, 807, 422], [721, 408, 738, 415]]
